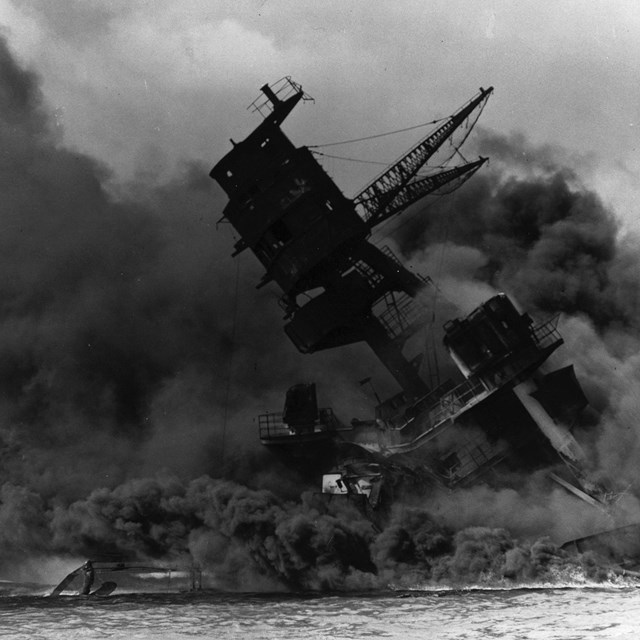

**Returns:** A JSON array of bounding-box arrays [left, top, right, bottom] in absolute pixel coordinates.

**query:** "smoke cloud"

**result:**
[[0, 32, 329, 502], [0, 472, 618, 591], [1, 34, 640, 591], [389, 129, 640, 483], [393, 132, 633, 330]]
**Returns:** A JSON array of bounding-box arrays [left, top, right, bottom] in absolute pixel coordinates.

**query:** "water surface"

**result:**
[[1, 586, 638, 639]]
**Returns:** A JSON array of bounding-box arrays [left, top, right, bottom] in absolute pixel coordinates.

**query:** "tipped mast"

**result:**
[[353, 87, 493, 228], [211, 79, 493, 402]]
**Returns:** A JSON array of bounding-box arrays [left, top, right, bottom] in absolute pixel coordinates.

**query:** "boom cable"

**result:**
[[311, 149, 455, 171], [311, 150, 393, 167], [308, 118, 446, 149]]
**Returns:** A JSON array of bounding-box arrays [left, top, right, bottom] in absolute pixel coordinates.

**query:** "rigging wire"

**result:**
[[361, 116, 484, 234], [426, 208, 454, 387], [311, 150, 393, 167], [373, 203, 456, 389], [311, 149, 454, 172], [308, 117, 446, 149], [368, 179, 460, 389], [318, 93, 490, 383], [312, 105, 486, 201]]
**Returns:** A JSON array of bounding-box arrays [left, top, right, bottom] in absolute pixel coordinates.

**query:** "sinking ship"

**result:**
[[209, 78, 637, 560]]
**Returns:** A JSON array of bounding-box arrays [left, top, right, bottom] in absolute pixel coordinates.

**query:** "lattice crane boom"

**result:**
[[354, 86, 493, 227], [365, 157, 488, 227]]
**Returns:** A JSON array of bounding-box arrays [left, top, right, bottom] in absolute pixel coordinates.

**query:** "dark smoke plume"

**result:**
[[1, 35, 640, 590], [0, 33, 391, 588], [1, 473, 615, 590], [393, 131, 635, 331], [0, 33, 321, 502], [388, 129, 640, 491]]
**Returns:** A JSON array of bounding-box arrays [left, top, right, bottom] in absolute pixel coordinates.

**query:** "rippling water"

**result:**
[[1, 586, 639, 639]]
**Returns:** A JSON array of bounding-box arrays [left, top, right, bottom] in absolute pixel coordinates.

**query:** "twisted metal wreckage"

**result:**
[[209, 78, 640, 568]]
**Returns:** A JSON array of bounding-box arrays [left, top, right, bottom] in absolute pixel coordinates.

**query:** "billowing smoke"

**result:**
[[1, 34, 640, 591], [0, 32, 329, 503], [1, 472, 617, 590], [388, 129, 640, 488], [0, 31, 387, 506], [0, 33, 392, 589], [394, 133, 629, 329]]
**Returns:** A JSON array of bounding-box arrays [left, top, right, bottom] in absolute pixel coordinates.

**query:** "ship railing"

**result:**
[[386, 377, 491, 454], [379, 245, 402, 265], [426, 377, 489, 426], [416, 318, 560, 431], [248, 77, 314, 117], [395, 377, 489, 437], [438, 432, 512, 485], [384, 316, 564, 454], [531, 314, 562, 349], [379, 245, 432, 289], [258, 408, 338, 440], [480, 320, 563, 391], [484, 314, 563, 386], [373, 246, 432, 341], [376, 291, 425, 340]]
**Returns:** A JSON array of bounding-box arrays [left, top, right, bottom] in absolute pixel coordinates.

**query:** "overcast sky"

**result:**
[[0, 0, 638, 226]]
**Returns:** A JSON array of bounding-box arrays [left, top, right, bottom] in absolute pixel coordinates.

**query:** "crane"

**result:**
[[211, 78, 494, 399], [352, 87, 493, 228]]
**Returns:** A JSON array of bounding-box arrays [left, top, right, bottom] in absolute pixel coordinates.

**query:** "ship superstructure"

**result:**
[[210, 78, 605, 513]]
